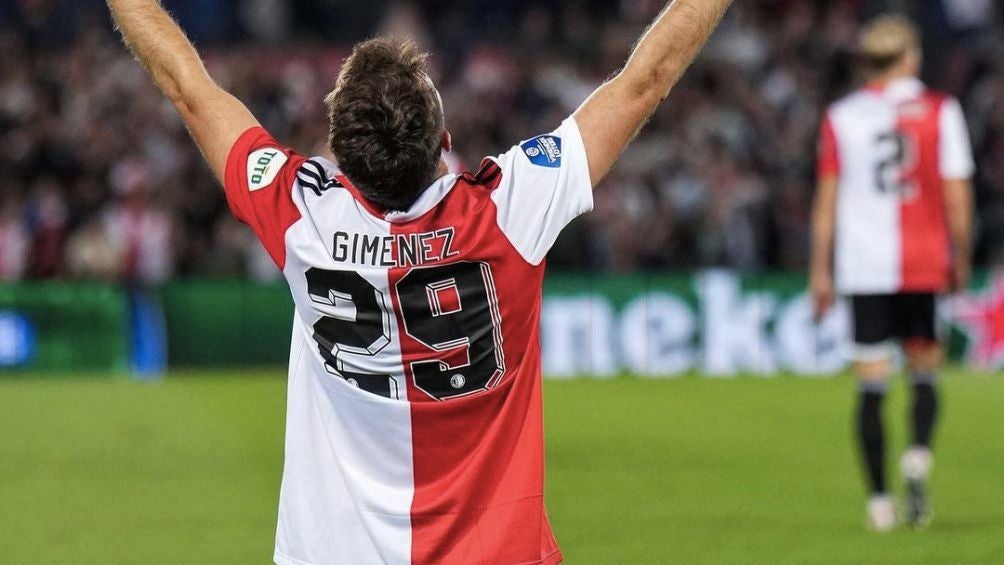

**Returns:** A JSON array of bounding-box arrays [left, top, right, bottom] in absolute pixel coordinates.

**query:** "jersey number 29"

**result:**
[[306, 263, 506, 401]]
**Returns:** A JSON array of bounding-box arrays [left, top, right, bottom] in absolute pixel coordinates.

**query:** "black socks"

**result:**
[[856, 372, 940, 496], [857, 382, 888, 495], [911, 372, 939, 449]]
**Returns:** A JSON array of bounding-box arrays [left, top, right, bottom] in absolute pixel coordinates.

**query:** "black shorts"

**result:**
[[851, 294, 939, 359]]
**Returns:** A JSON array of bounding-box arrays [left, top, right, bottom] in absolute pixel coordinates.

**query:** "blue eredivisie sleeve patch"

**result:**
[[521, 135, 563, 168]]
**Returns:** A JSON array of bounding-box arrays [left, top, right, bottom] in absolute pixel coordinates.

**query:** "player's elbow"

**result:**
[[158, 72, 193, 110], [167, 92, 201, 128], [159, 68, 215, 116], [165, 88, 189, 113], [166, 80, 218, 123], [617, 66, 675, 107]]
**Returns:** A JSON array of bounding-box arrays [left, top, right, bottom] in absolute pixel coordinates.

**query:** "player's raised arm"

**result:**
[[107, 0, 259, 184], [574, 0, 733, 187]]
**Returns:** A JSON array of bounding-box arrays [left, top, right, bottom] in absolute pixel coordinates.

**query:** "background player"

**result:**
[[106, 0, 733, 563], [810, 16, 975, 531]]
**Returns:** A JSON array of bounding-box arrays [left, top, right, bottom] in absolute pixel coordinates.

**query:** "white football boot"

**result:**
[[901, 447, 934, 528], [868, 495, 897, 532]]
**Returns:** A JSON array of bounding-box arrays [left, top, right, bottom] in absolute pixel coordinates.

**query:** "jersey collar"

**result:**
[[336, 172, 460, 225], [383, 174, 460, 224], [875, 77, 925, 103]]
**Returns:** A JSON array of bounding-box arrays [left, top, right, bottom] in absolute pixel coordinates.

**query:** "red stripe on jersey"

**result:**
[[898, 93, 951, 292], [385, 176, 562, 564], [817, 115, 841, 179], [224, 127, 305, 269]]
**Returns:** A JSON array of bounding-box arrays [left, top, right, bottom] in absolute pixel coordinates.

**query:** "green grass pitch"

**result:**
[[1, 371, 1003, 564]]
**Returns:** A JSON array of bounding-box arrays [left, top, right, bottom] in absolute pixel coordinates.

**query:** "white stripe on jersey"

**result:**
[[829, 90, 902, 294]]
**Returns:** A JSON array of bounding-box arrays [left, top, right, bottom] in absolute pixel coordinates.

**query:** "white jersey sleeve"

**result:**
[[490, 117, 594, 265], [939, 97, 975, 180]]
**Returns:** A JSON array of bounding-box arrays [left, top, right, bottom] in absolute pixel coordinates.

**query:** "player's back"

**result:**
[[224, 120, 591, 565], [819, 77, 974, 295]]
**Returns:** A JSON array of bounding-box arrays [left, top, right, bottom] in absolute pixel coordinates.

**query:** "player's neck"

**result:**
[[868, 71, 916, 91], [435, 157, 450, 179]]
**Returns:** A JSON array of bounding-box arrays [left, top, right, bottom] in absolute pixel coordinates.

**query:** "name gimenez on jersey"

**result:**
[[332, 227, 460, 267]]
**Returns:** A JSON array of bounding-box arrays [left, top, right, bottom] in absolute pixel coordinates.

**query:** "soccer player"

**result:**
[[810, 16, 975, 531], [107, 0, 733, 562]]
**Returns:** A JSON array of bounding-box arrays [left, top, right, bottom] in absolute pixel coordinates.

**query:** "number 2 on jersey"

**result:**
[[874, 131, 918, 199], [306, 263, 506, 401], [306, 269, 398, 398]]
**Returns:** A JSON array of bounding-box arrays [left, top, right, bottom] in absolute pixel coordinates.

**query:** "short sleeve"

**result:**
[[224, 127, 306, 269], [490, 117, 594, 266], [939, 97, 975, 180], [817, 114, 841, 180]]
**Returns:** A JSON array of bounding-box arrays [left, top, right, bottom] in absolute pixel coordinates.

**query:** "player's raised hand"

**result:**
[[575, 0, 734, 187], [107, 0, 259, 184]]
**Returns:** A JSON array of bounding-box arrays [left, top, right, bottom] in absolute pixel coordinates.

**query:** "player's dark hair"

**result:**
[[325, 38, 445, 212]]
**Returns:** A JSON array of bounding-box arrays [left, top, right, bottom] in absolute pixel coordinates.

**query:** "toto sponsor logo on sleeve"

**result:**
[[247, 148, 288, 191]]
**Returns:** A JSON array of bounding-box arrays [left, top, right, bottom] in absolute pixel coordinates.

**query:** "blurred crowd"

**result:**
[[1, 0, 1003, 282]]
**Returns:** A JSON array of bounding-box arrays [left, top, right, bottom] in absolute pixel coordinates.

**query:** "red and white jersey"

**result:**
[[224, 118, 592, 565], [818, 77, 974, 295]]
